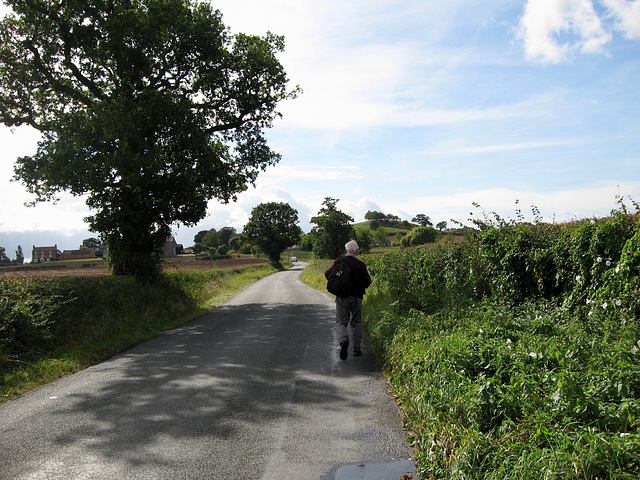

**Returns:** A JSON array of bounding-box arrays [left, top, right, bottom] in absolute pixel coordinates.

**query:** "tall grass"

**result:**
[[0, 264, 276, 401], [300, 258, 333, 291], [363, 199, 640, 479]]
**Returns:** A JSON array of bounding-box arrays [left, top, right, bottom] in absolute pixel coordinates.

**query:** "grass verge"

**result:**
[[1, 264, 277, 402], [299, 258, 332, 292]]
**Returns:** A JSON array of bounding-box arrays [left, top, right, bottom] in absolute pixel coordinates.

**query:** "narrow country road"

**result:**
[[0, 262, 415, 480]]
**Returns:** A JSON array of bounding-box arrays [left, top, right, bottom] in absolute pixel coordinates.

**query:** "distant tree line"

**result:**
[[0, 246, 23, 266], [192, 227, 240, 256], [7, 204, 453, 269], [295, 201, 457, 257]]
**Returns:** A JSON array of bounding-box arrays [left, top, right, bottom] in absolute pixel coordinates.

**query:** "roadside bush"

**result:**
[[0, 275, 198, 370], [364, 198, 640, 479], [0, 277, 73, 358], [371, 236, 488, 315], [401, 226, 439, 247]]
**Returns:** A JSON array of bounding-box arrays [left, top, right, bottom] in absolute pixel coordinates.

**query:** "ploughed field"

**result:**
[[0, 255, 269, 278]]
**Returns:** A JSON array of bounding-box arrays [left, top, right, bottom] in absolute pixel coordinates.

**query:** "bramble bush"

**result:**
[[0, 275, 199, 370], [364, 197, 640, 479]]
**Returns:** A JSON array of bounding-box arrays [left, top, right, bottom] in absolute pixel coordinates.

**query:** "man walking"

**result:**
[[325, 240, 372, 360]]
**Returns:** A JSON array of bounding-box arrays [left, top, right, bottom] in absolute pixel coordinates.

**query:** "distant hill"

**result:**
[[353, 220, 417, 234], [353, 220, 468, 246]]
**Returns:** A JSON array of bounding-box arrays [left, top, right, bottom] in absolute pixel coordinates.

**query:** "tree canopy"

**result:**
[[310, 197, 354, 259], [0, 246, 9, 264], [364, 210, 386, 221], [354, 229, 372, 254], [243, 202, 302, 266], [82, 238, 101, 249], [412, 214, 433, 227], [1, 0, 298, 277], [373, 226, 389, 246], [402, 226, 439, 246]]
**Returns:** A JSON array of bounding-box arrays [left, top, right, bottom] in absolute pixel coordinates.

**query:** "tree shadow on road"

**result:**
[[47, 301, 394, 476]]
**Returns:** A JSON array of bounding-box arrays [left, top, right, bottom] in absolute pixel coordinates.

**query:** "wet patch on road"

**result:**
[[334, 460, 416, 479]]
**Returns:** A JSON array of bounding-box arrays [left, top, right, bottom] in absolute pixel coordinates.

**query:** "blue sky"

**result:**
[[1, 0, 639, 259]]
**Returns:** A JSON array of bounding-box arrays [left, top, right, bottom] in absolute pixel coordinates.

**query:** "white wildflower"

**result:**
[[603, 302, 608, 309], [606, 260, 612, 267], [586, 299, 592, 305], [616, 265, 620, 273], [597, 257, 603, 263], [616, 299, 622, 307], [529, 352, 538, 359], [576, 275, 581, 283]]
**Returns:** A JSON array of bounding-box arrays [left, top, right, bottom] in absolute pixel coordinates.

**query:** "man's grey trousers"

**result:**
[[335, 296, 363, 352]]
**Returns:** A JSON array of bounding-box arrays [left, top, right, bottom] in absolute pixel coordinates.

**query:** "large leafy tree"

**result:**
[[310, 197, 354, 259], [412, 214, 433, 227], [364, 210, 385, 221], [218, 226, 236, 247], [354, 228, 372, 254], [15, 245, 24, 265], [82, 238, 101, 249], [0, 0, 298, 277], [243, 202, 302, 266]]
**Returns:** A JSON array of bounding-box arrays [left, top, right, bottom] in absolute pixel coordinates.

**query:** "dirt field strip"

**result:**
[[0, 256, 269, 278]]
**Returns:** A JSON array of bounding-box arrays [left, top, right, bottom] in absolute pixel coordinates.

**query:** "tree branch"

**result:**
[[63, 42, 105, 100], [25, 39, 94, 108]]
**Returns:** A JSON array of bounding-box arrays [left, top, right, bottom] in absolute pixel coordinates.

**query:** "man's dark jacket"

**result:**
[[324, 255, 372, 298]]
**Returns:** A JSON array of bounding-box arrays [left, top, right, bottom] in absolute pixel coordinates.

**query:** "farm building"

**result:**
[[164, 237, 183, 257], [60, 249, 96, 261], [32, 245, 61, 262]]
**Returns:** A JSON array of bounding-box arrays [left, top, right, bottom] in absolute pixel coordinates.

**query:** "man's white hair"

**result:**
[[345, 240, 359, 253]]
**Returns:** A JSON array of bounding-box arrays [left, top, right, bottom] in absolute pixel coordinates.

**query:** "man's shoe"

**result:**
[[340, 340, 349, 360]]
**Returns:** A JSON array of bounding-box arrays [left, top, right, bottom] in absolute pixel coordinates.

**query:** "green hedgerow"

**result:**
[[363, 198, 640, 479]]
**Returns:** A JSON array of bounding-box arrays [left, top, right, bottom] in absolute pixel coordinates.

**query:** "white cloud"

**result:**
[[261, 164, 362, 183], [215, 0, 511, 133], [387, 182, 640, 226], [334, 198, 384, 224], [0, 192, 91, 234], [430, 139, 579, 155], [172, 182, 316, 246], [604, 0, 640, 39], [519, 0, 612, 63], [0, 126, 92, 234]]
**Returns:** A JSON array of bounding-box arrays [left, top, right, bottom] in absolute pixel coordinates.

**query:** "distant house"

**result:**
[[32, 245, 61, 263], [164, 237, 183, 258], [60, 249, 96, 261]]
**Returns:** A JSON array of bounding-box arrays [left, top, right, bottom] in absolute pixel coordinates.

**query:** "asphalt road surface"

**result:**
[[0, 262, 416, 480]]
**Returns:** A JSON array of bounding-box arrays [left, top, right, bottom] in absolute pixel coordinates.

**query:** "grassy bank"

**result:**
[[363, 202, 640, 479], [299, 257, 332, 291], [0, 264, 277, 402], [298, 201, 640, 479]]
